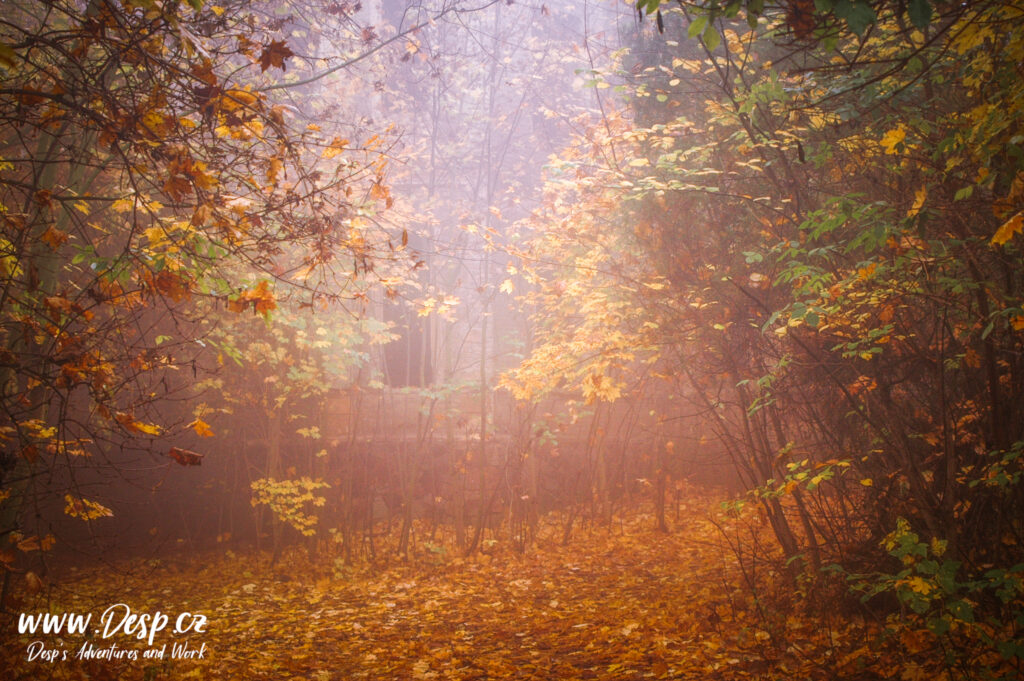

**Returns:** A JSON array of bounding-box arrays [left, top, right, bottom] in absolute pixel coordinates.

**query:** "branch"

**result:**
[[259, 0, 502, 93]]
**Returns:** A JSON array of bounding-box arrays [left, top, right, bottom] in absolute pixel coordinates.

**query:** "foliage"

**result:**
[[4, 491, 1022, 679], [250, 477, 329, 537], [504, 1, 1024, 671], [0, 0, 405, 576]]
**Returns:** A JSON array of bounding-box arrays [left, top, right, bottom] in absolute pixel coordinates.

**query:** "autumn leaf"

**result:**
[[880, 126, 907, 154], [907, 186, 927, 218], [154, 269, 192, 302], [39, 226, 69, 249], [370, 180, 390, 202], [168, 446, 204, 466], [114, 411, 162, 435], [43, 295, 74, 317], [259, 40, 295, 72], [190, 418, 215, 437], [24, 571, 44, 594], [0, 41, 17, 69], [63, 494, 114, 520], [323, 136, 349, 159], [229, 279, 277, 315], [991, 211, 1023, 246]]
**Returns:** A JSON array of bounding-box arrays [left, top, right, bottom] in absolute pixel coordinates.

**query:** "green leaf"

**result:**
[[844, 2, 876, 36], [638, 0, 660, 16], [186, 0, 203, 10], [703, 24, 721, 51], [907, 0, 932, 29], [832, 0, 853, 19], [927, 617, 950, 636], [687, 15, 709, 39], [947, 599, 975, 623]]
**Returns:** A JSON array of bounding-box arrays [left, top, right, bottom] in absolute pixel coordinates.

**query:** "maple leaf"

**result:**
[[259, 40, 295, 72], [229, 279, 277, 315]]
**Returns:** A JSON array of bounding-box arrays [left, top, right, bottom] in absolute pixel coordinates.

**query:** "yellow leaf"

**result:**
[[64, 494, 114, 520], [145, 226, 167, 245], [323, 137, 349, 159], [860, 478, 873, 486], [907, 186, 927, 218], [135, 421, 162, 436], [906, 576, 933, 595], [190, 418, 215, 438], [111, 198, 135, 213], [991, 211, 1023, 246], [499, 278, 515, 294], [880, 126, 906, 154]]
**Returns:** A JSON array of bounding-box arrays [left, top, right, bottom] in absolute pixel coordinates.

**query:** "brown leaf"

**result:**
[[24, 571, 44, 594], [168, 446, 204, 466], [259, 40, 295, 72], [154, 270, 191, 302], [40, 226, 69, 250], [44, 295, 74, 317]]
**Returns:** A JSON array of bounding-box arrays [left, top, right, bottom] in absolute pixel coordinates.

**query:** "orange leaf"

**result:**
[[154, 270, 192, 302], [190, 418, 215, 438], [229, 280, 276, 316], [40, 226, 69, 249]]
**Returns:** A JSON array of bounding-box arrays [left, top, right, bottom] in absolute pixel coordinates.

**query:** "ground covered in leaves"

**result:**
[[0, 493, 982, 680]]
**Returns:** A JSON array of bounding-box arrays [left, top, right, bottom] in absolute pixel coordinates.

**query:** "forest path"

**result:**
[[5, 495, 843, 680]]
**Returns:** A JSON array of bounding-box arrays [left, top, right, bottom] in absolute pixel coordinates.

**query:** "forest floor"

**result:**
[[2, 490, 940, 680]]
